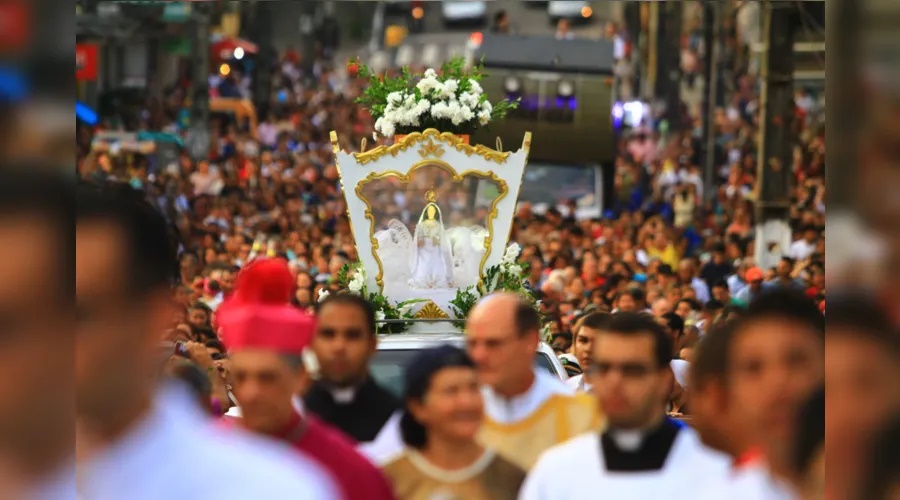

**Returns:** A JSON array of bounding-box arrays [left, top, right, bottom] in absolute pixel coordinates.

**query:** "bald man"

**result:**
[[467, 293, 602, 470]]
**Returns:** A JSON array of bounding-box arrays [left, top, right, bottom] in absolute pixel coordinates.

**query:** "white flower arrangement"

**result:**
[[450, 243, 540, 321], [354, 57, 518, 139], [334, 262, 428, 334]]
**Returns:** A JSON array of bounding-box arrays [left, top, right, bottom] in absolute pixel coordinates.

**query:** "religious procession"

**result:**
[[41, 1, 894, 500]]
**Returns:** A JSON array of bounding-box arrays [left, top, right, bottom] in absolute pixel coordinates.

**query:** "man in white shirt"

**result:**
[[788, 225, 819, 261], [76, 182, 336, 500], [0, 171, 76, 499], [520, 313, 730, 499]]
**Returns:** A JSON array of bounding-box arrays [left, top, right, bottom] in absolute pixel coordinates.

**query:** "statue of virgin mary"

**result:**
[[408, 191, 454, 289]]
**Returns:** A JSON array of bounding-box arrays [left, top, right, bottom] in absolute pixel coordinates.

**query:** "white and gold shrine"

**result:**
[[330, 129, 531, 329]]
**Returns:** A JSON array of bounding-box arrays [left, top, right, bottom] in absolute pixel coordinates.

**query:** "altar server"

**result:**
[[707, 291, 824, 500], [519, 313, 730, 500], [304, 293, 402, 443], [382, 345, 526, 500], [363, 293, 601, 468], [221, 301, 395, 500]]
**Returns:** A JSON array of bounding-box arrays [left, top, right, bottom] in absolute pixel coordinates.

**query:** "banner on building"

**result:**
[[76, 44, 99, 81]]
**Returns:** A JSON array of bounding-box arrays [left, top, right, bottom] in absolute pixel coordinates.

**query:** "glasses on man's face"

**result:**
[[587, 360, 656, 379]]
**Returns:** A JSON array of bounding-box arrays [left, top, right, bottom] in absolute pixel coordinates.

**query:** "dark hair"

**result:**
[[581, 311, 612, 331], [514, 300, 541, 337], [168, 361, 212, 401], [625, 287, 645, 303], [77, 180, 179, 295], [678, 298, 702, 312], [192, 327, 216, 341], [400, 346, 475, 448], [825, 292, 900, 357], [662, 312, 685, 335], [711, 280, 729, 291], [205, 339, 226, 353], [704, 299, 724, 312], [691, 320, 738, 388], [190, 301, 212, 313], [0, 168, 73, 301], [315, 292, 376, 336], [792, 385, 824, 477], [602, 312, 672, 369], [657, 264, 674, 276], [746, 289, 825, 338], [863, 416, 900, 500]]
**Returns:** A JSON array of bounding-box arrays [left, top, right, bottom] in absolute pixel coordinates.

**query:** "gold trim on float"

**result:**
[[352, 129, 511, 165], [414, 301, 451, 319], [355, 158, 507, 291]]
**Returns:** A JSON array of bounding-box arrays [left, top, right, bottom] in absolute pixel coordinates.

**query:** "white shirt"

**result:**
[[566, 374, 592, 393], [789, 239, 816, 261], [670, 360, 690, 389], [695, 461, 797, 500], [78, 386, 338, 500], [520, 425, 730, 500], [361, 370, 573, 464]]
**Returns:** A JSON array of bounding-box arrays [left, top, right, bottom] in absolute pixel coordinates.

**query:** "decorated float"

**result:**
[[328, 57, 536, 333]]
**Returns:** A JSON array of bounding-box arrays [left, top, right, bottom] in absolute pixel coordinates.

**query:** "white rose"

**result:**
[[397, 304, 414, 316], [387, 91, 404, 105], [503, 242, 521, 263], [477, 109, 491, 125], [423, 68, 438, 79], [375, 310, 386, 322], [480, 100, 493, 114], [347, 277, 363, 293], [417, 76, 442, 95], [440, 79, 459, 99], [317, 289, 331, 302], [459, 91, 479, 109], [507, 264, 522, 276], [468, 80, 483, 95]]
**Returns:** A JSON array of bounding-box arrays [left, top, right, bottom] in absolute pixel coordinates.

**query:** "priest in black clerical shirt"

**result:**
[[520, 313, 731, 499], [304, 293, 400, 443]]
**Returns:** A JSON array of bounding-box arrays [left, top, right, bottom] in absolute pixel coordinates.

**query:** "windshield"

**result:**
[[372, 348, 560, 398], [519, 163, 598, 211]]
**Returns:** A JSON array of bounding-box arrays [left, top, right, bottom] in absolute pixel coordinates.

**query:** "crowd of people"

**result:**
[[63, 11, 900, 500]]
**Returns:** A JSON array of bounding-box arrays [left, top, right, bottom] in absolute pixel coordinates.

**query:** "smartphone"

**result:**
[[174, 341, 191, 358]]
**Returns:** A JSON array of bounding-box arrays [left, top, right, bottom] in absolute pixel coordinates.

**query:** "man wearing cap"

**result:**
[[220, 285, 395, 500], [734, 267, 765, 306]]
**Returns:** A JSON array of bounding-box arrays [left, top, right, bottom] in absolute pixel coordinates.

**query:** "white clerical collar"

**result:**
[[481, 369, 573, 424], [608, 429, 645, 452], [330, 386, 357, 404]]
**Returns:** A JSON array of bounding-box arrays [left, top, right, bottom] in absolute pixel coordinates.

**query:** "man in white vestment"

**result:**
[[364, 293, 600, 469], [697, 291, 824, 500], [520, 312, 730, 499], [75, 183, 337, 500]]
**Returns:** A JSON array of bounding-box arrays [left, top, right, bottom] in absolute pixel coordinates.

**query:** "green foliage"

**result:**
[[449, 286, 480, 319], [329, 261, 424, 334]]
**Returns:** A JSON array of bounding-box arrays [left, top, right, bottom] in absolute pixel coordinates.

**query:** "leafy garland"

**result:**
[[326, 244, 540, 334], [450, 243, 541, 321], [322, 262, 427, 334], [352, 56, 519, 138]]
